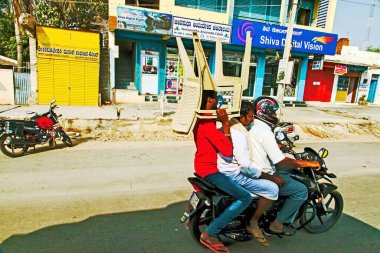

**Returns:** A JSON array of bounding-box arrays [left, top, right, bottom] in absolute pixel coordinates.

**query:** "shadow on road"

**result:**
[[0, 201, 379, 253]]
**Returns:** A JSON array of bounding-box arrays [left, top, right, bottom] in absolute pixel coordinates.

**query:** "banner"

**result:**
[[117, 6, 172, 35], [173, 16, 231, 43], [231, 20, 338, 55], [36, 26, 99, 62], [334, 65, 348, 75]]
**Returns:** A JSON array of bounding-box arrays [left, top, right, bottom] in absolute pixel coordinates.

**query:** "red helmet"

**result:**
[[253, 96, 280, 126]]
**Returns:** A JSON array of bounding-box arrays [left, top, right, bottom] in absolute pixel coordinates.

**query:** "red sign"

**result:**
[[334, 65, 347, 75]]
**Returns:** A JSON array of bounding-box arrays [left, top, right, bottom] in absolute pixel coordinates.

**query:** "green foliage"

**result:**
[[34, 0, 108, 30], [367, 46, 380, 53], [0, 1, 29, 60]]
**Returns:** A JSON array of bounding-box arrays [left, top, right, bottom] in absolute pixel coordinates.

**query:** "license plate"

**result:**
[[189, 192, 200, 209]]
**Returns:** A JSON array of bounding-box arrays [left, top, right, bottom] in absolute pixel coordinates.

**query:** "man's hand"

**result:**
[[260, 173, 285, 186], [308, 160, 321, 171], [216, 109, 229, 124], [269, 175, 285, 186]]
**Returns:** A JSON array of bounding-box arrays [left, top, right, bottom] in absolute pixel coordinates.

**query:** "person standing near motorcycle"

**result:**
[[218, 100, 284, 247], [193, 90, 252, 253], [250, 96, 321, 236]]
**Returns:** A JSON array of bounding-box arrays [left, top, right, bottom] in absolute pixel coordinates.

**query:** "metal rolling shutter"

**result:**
[[37, 58, 54, 104], [84, 62, 99, 106], [69, 61, 85, 106], [53, 60, 70, 105]]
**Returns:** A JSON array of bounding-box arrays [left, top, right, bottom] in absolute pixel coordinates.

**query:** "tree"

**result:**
[[367, 46, 380, 53], [0, 0, 28, 62]]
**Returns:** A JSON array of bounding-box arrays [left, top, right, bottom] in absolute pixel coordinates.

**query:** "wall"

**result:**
[[0, 68, 15, 105]]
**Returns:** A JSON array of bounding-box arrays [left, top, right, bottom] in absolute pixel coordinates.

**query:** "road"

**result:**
[[0, 140, 379, 253]]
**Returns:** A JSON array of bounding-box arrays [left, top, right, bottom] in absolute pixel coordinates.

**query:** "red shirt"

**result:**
[[193, 119, 233, 178]]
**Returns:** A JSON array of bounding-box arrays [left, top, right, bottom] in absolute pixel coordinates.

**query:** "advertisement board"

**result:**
[[172, 16, 231, 43], [117, 6, 172, 35], [36, 26, 100, 62], [231, 20, 338, 55], [334, 65, 348, 75]]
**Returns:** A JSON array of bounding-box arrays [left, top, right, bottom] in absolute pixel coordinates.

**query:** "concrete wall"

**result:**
[[0, 68, 15, 105]]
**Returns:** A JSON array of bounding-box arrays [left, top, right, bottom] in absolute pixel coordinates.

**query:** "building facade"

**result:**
[[108, 0, 339, 102]]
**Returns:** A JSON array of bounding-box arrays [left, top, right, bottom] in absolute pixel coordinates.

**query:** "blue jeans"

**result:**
[[275, 171, 308, 223], [204, 172, 253, 236], [225, 172, 279, 200]]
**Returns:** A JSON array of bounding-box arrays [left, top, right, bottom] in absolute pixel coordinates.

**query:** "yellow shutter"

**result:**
[[53, 60, 70, 105], [37, 58, 54, 104], [69, 61, 85, 105], [84, 62, 99, 106]]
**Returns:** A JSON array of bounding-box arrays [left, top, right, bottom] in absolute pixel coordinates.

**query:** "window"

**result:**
[[175, 0, 227, 13], [234, 0, 281, 24], [293, 0, 314, 26], [125, 0, 159, 10]]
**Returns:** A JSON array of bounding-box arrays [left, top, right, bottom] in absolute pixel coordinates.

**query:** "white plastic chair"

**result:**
[[172, 31, 252, 134]]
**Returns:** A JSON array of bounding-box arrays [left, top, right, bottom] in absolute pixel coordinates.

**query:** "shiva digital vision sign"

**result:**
[[232, 20, 338, 55]]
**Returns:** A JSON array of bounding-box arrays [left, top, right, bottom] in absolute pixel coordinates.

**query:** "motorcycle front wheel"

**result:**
[[189, 207, 213, 246], [58, 130, 73, 147], [0, 134, 28, 158], [300, 190, 344, 233]]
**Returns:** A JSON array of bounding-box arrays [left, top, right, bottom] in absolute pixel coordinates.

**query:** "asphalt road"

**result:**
[[0, 140, 379, 253]]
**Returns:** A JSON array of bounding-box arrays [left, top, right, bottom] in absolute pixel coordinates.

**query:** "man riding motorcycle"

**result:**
[[249, 96, 321, 236]]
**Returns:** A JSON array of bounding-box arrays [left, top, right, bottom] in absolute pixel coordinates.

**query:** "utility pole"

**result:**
[[277, 0, 298, 105], [362, 0, 375, 51]]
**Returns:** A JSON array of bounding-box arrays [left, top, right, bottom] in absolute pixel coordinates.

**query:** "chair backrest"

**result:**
[[172, 31, 252, 135]]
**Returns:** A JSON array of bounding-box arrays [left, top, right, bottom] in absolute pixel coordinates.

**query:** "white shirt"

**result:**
[[218, 128, 262, 179], [249, 119, 285, 175]]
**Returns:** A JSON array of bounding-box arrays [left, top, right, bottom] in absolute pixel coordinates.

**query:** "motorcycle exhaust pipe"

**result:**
[[12, 139, 38, 145]]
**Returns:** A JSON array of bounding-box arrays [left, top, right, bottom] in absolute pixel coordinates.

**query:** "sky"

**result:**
[[333, 0, 380, 49]]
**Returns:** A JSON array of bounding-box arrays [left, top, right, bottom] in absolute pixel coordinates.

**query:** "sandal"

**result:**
[[268, 225, 296, 237], [246, 226, 270, 247], [200, 236, 229, 253]]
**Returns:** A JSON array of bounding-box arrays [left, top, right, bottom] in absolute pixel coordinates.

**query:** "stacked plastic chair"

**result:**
[[172, 31, 252, 134]]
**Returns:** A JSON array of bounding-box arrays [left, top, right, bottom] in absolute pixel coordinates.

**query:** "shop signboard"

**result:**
[[334, 65, 348, 75], [36, 26, 100, 62], [231, 20, 338, 55], [117, 6, 172, 35], [172, 16, 231, 43]]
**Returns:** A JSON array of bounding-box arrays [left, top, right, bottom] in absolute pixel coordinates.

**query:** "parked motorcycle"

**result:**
[[0, 99, 73, 158], [181, 147, 343, 245], [274, 122, 299, 152]]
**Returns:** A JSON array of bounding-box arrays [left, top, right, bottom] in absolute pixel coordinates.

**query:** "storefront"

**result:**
[[114, 7, 232, 97], [36, 26, 100, 106], [230, 19, 338, 100]]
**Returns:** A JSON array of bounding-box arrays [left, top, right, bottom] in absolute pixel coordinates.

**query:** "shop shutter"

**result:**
[[53, 59, 70, 105], [37, 58, 54, 104], [84, 62, 99, 106], [69, 61, 85, 106]]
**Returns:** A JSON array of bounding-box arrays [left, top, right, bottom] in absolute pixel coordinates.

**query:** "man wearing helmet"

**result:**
[[250, 96, 321, 236]]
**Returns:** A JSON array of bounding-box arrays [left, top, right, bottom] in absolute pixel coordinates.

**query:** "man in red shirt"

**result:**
[[194, 90, 253, 253]]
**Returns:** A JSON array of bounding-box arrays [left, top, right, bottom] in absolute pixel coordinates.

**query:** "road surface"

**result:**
[[0, 140, 379, 253]]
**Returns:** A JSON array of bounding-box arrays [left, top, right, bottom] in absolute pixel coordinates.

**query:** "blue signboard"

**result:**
[[232, 19, 338, 55], [117, 6, 172, 35]]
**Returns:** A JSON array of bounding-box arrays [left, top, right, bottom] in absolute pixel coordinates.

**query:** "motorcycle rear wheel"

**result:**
[[59, 130, 73, 147], [0, 134, 29, 158], [300, 190, 343, 233], [189, 207, 212, 246]]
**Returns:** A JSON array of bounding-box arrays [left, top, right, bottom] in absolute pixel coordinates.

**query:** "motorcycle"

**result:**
[[274, 122, 299, 152], [0, 99, 73, 158], [180, 147, 343, 245]]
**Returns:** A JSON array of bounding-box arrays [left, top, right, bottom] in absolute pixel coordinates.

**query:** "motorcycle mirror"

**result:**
[[319, 148, 329, 158], [26, 110, 35, 114], [275, 132, 285, 141], [51, 98, 56, 104]]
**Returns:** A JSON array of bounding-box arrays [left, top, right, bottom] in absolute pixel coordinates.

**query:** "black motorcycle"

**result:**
[[0, 99, 73, 158], [181, 147, 343, 245]]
